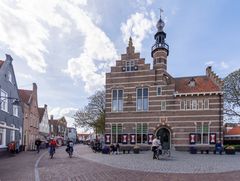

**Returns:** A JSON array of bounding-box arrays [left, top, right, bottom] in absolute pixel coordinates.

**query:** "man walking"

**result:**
[[35, 138, 41, 154]]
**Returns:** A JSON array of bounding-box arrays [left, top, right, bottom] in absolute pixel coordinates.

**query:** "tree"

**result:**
[[223, 69, 240, 122], [74, 90, 105, 134]]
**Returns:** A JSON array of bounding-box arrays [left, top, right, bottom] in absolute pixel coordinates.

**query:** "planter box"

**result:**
[[225, 149, 236, 155]]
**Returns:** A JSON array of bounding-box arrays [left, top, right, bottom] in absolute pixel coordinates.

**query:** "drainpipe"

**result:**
[[219, 93, 222, 143]]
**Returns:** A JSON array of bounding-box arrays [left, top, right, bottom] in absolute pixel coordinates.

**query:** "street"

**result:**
[[1, 145, 240, 181]]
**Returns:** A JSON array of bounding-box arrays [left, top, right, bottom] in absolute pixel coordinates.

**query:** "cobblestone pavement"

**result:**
[[1, 145, 240, 181], [0, 150, 44, 181], [76, 145, 240, 173]]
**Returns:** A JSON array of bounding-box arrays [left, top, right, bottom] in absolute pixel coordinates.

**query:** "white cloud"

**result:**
[[17, 72, 33, 80], [205, 61, 215, 66], [48, 107, 78, 127], [220, 61, 229, 69], [121, 11, 157, 51], [0, 0, 72, 73], [62, 2, 118, 94]]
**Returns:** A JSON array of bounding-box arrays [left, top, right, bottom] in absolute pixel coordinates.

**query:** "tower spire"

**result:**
[[151, 9, 169, 71]]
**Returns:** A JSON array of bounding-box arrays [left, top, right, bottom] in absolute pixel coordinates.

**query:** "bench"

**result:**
[[190, 145, 215, 154], [119, 146, 133, 154]]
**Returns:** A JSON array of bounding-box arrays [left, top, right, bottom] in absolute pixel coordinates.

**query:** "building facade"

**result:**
[[0, 54, 23, 152], [19, 83, 40, 151], [49, 116, 67, 138], [38, 104, 49, 141], [105, 16, 223, 150], [67, 127, 77, 143]]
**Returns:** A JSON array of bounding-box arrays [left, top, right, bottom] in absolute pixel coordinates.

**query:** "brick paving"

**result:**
[[0, 150, 44, 181], [76, 145, 240, 173], [1, 145, 240, 181]]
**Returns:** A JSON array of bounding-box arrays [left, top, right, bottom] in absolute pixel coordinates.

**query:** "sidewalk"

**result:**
[[0, 149, 46, 181]]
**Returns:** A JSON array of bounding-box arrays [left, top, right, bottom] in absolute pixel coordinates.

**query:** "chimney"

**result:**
[[44, 104, 47, 109], [50, 115, 54, 120], [206, 66, 212, 76], [33, 83, 37, 92], [5, 54, 13, 62]]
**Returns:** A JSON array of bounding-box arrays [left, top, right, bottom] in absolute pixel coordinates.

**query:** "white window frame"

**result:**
[[180, 100, 185, 110], [136, 87, 149, 111], [125, 60, 135, 72], [112, 89, 123, 112], [10, 124, 15, 142], [198, 100, 203, 110], [0, 89, 8, 112], [186, 100, 191, 110], [160, 100, 166, 111], [0, 122, 6, 147], [204, 99, 209, 110], [192, 100, 197, 110], [195, 122, 210, 144], [13, 105, 19, 117]]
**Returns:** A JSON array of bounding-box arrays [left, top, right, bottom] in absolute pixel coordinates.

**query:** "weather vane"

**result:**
[[159, 8, 164, 18]]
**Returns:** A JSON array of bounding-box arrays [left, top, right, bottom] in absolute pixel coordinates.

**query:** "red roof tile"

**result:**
[[18, 89, 33, 104], [226, 126, 240, 135], [175, 76, 220, 93]]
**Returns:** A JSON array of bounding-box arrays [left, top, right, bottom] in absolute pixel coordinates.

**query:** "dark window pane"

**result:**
[[113, 90, 117, 99], [137, 134, 141, 143], [137, 89, 142, 97], [196, 133, 201, 144], [143, 88, 148, 97], [118, 134, 122, 143], [143, 134, 147, 143], [118, 90, 123, 99]]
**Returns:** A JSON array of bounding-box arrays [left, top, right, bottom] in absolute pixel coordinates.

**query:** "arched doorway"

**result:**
[[156, 127, 171, 149]]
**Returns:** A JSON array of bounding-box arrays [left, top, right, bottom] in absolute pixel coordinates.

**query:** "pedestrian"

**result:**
[[116, 143, 120, 154], [35, 138, 42, 154]]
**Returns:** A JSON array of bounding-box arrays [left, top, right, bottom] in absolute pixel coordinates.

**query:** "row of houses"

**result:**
[[0, 54, 75, 152]]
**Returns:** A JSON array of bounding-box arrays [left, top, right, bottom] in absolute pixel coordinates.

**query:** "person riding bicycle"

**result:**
[[66, 139, 74, 153], [49, 138, 57, 154], [151, 136, 161, 159]]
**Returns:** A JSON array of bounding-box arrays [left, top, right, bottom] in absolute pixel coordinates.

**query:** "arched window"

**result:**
[[0, 122, 6, 147]]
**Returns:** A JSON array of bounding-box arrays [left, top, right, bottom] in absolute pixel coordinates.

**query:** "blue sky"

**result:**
[[0, 0, 239, 129]]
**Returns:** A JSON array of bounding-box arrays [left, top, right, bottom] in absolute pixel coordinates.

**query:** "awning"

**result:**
[[0, 124, 20, 131]]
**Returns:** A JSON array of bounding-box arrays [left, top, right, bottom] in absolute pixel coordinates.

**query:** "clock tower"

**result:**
[[151, 11, 169, 72]]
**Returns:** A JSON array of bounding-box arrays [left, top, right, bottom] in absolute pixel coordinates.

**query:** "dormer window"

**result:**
[[188, 78, 196, 87]]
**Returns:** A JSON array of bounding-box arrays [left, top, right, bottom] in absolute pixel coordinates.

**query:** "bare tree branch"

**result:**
[[74, 90, 106, 133]]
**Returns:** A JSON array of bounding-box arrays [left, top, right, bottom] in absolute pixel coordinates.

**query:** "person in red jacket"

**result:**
[[49, 138, 57, 155]]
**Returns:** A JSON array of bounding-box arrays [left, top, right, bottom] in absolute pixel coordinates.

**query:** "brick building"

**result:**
[[19, 83, 40, 151], [105, 15, 223, 150], [49, 116, 67, 138]]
